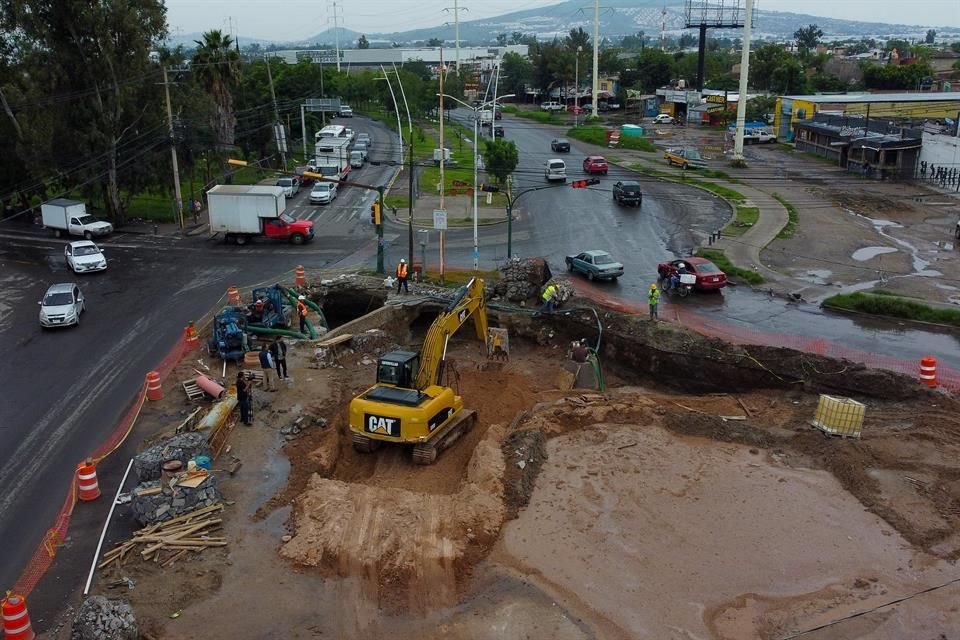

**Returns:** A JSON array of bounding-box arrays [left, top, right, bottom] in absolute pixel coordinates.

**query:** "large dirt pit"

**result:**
[[84, 298, 960, 639]]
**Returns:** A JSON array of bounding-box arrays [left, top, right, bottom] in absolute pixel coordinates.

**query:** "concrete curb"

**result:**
[[384, 214, 507, 231]]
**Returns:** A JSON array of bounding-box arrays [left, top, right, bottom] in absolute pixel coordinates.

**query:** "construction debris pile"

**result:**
[[495, 257, 553, 302], [71, 596, 137, 640], [101, 504, 226, 570], [133, 432, 211, 482], [131, 472, 222, 526]]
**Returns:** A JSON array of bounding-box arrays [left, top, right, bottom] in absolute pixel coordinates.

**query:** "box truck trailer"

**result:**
[[207, 185, 314, 245]]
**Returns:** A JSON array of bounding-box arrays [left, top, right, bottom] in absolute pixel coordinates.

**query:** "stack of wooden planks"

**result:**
[[98, 504, 226, 570]]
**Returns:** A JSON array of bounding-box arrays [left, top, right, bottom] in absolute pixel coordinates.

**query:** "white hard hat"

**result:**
[[400, 258, 406, 263], [677, 262, 686, 268], [298, 295, 305, 300]]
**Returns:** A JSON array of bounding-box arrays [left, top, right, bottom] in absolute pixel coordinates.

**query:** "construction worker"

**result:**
[[648, 283, 660, 321], [297, 295, 309, 335], [259, 344, 275, 391], [540, 283, 558, 314], [396, 258, 409, 294]]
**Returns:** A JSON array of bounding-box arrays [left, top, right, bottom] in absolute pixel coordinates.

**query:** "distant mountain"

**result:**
[[175, 0, 960, 50]]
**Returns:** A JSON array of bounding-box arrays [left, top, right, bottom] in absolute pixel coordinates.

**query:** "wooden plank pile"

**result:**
[[98, 504, 226, 570]]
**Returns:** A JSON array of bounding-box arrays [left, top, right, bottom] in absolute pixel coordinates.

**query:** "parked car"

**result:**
[[339, 105, 353, 117], [653, 113, 676, 124], [567, 105, 584, 114], [493, 125, 504, 137], [39, 282, 85, 328], [664, 148, 707, 169], [743, 130, 777, 144], [309, 182, 338, 204], [582, 155, 609, 175], [540, 101, 565, 112], [65, 240, 107, 273], [551, 138, 571, 153], [276, 177, 299, 198], [565, 250, 624, 281], [606, 101, 621, 110], [612, 181, 642, 207], [544, 159, 567, 182], [657, 257, 727, 291]]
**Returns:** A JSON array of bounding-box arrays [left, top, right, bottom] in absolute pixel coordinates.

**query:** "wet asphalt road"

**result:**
[[0, 115, 396, 623]]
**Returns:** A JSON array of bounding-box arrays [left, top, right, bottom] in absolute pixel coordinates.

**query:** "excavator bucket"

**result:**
[[486, 327, 509, 361]]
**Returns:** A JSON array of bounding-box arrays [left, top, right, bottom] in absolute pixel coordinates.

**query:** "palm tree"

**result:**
[[191, 30, 241, 150]]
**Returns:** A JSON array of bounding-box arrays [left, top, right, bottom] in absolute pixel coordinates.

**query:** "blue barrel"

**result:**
[[194, 454, 212, 471]]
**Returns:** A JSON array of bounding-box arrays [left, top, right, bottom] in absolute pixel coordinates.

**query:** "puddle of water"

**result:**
[[935, 283, 959, 291], [852, 246, 898, 261], [796, 269, 833, 285]]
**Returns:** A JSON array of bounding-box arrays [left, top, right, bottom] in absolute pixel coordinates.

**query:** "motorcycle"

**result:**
[[663, 273, 696, 297]]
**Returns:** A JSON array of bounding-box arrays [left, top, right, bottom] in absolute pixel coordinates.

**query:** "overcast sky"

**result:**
[[165, 0, 960, 42]]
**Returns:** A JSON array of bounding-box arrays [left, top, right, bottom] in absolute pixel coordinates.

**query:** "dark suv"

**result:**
[[613, 181, 642, 207], [551, 138, 571, 152]]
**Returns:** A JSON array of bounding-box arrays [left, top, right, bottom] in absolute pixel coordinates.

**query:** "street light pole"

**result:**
[[472, 109, 479, 270], [575, 46, 582, 127]]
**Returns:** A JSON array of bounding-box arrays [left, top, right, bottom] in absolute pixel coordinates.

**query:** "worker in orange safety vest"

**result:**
[[396, 258, 409, 294], [297, 295, 309, 334]]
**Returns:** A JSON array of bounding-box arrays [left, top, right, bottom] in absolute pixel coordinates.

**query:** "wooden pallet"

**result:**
[[811, 423, 861, 439], [181, 380, 205, 401], [242, 369, 265, 387]]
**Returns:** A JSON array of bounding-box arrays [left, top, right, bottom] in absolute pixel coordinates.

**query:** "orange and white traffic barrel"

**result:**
[[920, 356, 938, 388], [295, 265, 306, 287], [145, 371, 163, 401], [1, 592, 35, 640], [76, 458, 101, 502], [227, 286, 241, 305]]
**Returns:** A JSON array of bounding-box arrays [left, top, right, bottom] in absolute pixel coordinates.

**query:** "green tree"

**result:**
[[426, 37, 443, 47], [566, 27, 590, 52], [750, 43, 793, 90], [744, 96, 777, 122], [678, 33, 697, 49], [862, 60, 934, 89], [599, 48, 624, 75], [2, 0, 167, 223], [885, 39, 910, 53], [501, 52, 534, 101], [482, 138, 518, 185], [510, 31, 526, 45], [769, 58, 806, 93], [632, 49, 674, 92], [357, 35, 370, 49], [794, 24, 823, 54], [496, 33, 507, 46], [952, 42, 960, 54], [925, 29, 936, 44], [192, 30, 242, 150]]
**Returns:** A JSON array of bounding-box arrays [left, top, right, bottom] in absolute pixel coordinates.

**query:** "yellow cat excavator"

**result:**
[[348, 277, 488, 464]]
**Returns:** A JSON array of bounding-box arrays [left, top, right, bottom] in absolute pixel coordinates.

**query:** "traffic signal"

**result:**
[[571, 178, 601, 189], [370, 201, 381, 225]]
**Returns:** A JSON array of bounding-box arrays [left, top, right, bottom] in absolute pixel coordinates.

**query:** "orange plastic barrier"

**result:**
[[1, 593, 35, 640], [227, 286, 241, 305], [76, 458, 101, 502], [145, 371, 163, 401], [295, 265, 306, 287], [920, 356, 938, 388]]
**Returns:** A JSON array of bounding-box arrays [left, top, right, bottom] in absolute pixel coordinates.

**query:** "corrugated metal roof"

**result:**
[[784, 92, 960, 104]]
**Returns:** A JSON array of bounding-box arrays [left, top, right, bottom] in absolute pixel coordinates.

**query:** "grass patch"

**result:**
[[501, 105, 520, 114], [722, 206, 759, 236], [701, 168, 733, 180], [822, 292, 960, 327], [695, 248, 765, 284], [516, 110, 562, 124], [567, 126, 656, 152], [775, 142, 794, 152], [422, 268, 499, 288], [629, 163, 746, 201], [772, 192, 798, 239], [384, 194, 408, 210], [689, 180, 746, 203]]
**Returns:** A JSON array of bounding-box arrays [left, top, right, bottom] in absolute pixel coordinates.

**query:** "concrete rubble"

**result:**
[[280, 415, 328, 440], [71, 596, 137, 640], [132, 432, 211, 483], [131, 474, 222, 526], [495, 257, 555, 302]]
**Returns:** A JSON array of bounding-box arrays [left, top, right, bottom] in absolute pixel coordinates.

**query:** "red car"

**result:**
[[567, 104, 584, 114], [583, 155, 609, 175], [657, 257, 727, 291]]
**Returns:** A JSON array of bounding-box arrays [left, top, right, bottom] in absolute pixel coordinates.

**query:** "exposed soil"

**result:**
[[56, 292, 960, 639]]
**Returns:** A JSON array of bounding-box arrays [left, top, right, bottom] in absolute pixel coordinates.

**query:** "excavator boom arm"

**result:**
[[415, 278, 488, 389]]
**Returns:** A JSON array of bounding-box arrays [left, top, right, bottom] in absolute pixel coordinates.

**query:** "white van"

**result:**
[[350, 150, 364, 168], [544, 159, 567, 182]]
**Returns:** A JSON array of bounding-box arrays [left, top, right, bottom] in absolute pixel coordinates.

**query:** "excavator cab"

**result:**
[[375, 351, 420, 389]]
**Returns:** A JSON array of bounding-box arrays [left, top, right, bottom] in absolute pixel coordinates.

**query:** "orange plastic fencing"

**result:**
[[572, 286, 960, 394], [12, 335, 189, 597]]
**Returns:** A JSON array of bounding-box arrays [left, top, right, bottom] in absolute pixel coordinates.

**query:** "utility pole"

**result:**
[[300, 104, 307, 161], [443, 1, 466, 71], [379, 65, 404, 276], [439, 50, 446, 283], [731, 0, 754, 163], [330, 1, 342, 72], [162, 65, 184, 230], [591, 0, 600, 119], [390, 63, 415, 269], [265, 55, 286, 169], [575, 45, 582, 126]]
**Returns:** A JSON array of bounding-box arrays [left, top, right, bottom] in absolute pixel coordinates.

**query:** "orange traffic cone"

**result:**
[[2, 592, 36, 640], [295, 265, 306, 287], [76, 458, 101, 502]]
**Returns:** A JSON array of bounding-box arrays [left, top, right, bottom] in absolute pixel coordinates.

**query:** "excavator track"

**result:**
[[352, 433, 382, 453], [412, 409, 477, 465]]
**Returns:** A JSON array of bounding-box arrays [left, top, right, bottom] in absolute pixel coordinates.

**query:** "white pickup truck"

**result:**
[[540, 101, 565, 112], [743, 130, 777, 144], [41, 199, 113, 239]]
